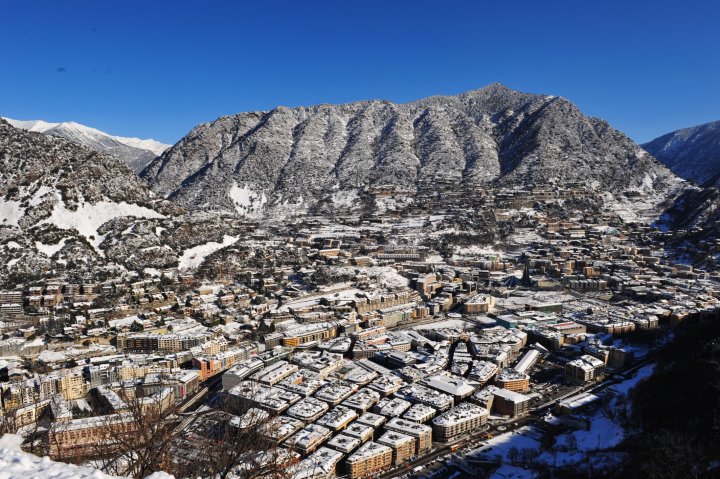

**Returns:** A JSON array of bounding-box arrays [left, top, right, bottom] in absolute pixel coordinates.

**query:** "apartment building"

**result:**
[[346, 441, 393, 479], [315, 405, 358, 432], [377, 431, 415, 464], [285, 424, 333, 455], [282, 323, 337, 347], [49, 413, 136, 459], [432, 402, 489, 442], [291, 447, 344, 479], [464, 294, 496, 314], [402, 403, 436, 423], [384, 418, 432, 454], [565, 354, 605, 384], [495, 368, 530, 393], [492, 388, 531, 416]]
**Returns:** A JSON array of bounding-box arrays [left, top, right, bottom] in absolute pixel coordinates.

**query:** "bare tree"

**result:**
[[0, 408, 21, 437], [49, 380, 296, 479], [78, 386, 182, 478], [0, 401, 50, 457], [172, 393, 294, 479]]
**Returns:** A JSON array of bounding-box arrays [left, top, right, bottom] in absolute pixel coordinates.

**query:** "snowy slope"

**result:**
[[0, 120, 269, 285], [643, 120, 720, 184], [177, 235, 238, 270], [3, 118, 170, 173], [0, 119, 181, 283]]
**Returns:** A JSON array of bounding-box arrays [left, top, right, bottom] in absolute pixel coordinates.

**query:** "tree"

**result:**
[[84, 387, 181, 478], [567, 433, 578, 452], [519, 447, 539, 468], [129, 321, 144, 332], [508, 446, 520, 465], [175, 393, 294, 479], [1, 402, 50, 457], [0, 408, 21, 437]]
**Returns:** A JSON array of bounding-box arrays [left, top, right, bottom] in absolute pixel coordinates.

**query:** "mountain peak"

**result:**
[[482, 81, 513, 91]]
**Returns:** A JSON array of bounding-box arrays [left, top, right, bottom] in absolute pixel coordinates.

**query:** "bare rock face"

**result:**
[[142, 83, 678, 215]]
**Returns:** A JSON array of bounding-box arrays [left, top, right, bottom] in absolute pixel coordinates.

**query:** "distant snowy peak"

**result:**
[[47, 121, 170, 156], [3, 117, 170, 172], [2, 118, 60, 132], [643, 120, 720, 185], [115, 136, 170, 156]]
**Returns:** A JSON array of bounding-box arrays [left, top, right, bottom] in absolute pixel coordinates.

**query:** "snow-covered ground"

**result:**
[[274, 285, 362, 313], [330, 188, 360, 208], [37, 349, 67, 363], [229, 182, 267, 217], [108, 316, 142, 329], [413, 319, 474, 330], [451, 244, 504, 260], [37, 343, 117, 363], [331, 266, 409, 289], [473, 363, 656, 477], [0, 433, 174, 479], [41, 198, 164, 251], [0, 198, 24, 226], [35, 238, 67, 257], [177, 235, 238, 270]]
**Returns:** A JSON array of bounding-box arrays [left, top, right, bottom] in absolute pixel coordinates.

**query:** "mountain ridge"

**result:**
[[142, 83, 679, 216], [3, 117, 170, 173], [642, 120, 720, 184]]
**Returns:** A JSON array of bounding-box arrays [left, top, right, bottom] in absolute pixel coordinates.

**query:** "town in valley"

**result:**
[[1, 182, 716, 479]]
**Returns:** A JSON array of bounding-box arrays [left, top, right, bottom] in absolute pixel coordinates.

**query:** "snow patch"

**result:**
[[39, 197, 164, 251], [28, 185, 52, 207], [229, 182, 267, 216], [0, 433, 149, 478], [0, 199, 24, 226], [114, 137, 169, 156], [178, 235, 238, 270], [35, 238, 67, 257], [38, 349, 67, 362], [331, 189, 360, 208]]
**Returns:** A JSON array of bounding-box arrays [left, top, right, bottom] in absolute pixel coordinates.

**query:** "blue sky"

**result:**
[[1, 0, 718, 144]]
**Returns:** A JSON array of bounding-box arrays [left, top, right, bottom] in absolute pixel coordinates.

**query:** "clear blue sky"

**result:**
[[1, 0, 718, 144]]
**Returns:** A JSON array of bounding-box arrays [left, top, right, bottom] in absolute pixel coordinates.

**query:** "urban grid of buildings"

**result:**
[[1, 185, 719, 478]]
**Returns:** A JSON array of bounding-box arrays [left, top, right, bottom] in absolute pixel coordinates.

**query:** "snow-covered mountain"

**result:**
[[642, 120, 720, 185], [0, 119, 252, 285], [142, 83, 680, 216], [3, 118, 170, 173]]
